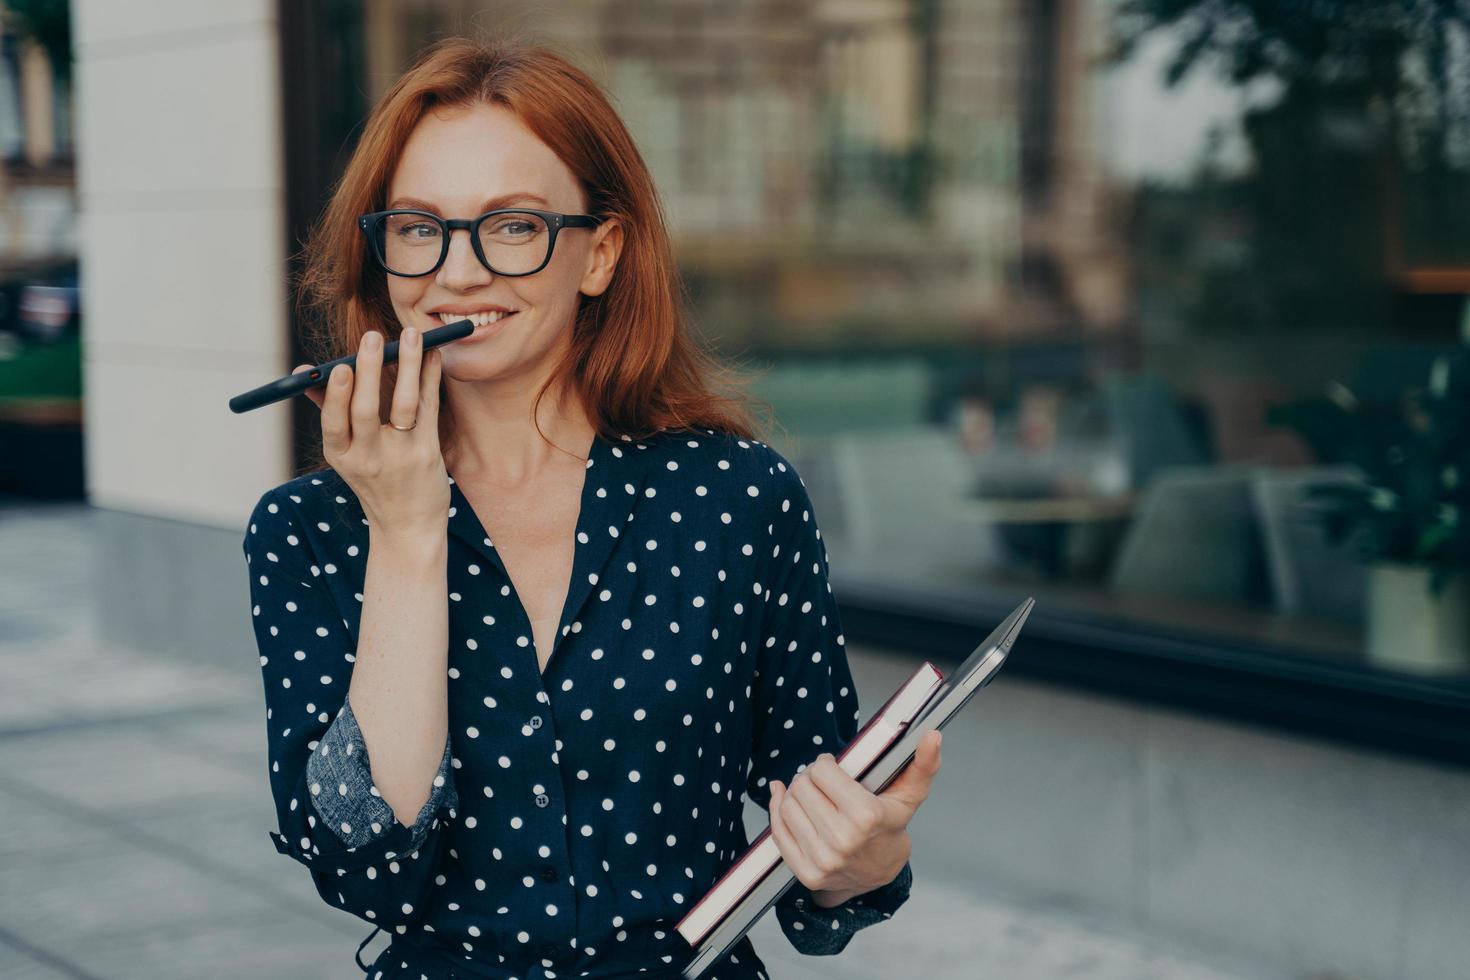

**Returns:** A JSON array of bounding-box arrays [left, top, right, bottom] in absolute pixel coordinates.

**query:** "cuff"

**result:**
[[775, 860, 913, 956], [284, 695, 458, 870]]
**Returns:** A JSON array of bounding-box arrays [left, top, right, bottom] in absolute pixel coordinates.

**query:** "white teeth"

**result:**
[[436, 310, 514, 327]]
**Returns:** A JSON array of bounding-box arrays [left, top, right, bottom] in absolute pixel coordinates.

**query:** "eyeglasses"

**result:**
[[357, 208, 603, 278]]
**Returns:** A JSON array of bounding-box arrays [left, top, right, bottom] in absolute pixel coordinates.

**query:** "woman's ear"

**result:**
[[579, 218, 624, 298]]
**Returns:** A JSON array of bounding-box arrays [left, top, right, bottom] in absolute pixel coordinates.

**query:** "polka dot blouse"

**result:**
[[242, 428, 913, 979]]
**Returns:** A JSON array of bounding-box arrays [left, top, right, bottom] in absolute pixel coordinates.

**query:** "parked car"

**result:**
[[14, 260, 80, 343], [0, 257, 84, 499]]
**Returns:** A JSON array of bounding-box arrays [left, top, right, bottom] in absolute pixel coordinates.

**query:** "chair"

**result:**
[[1108, 464, 1270, 606], [824, 425, 1007, 572], [1250, 465, 1367, 625]]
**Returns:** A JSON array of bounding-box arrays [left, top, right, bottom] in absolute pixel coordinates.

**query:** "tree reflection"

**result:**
[[1109, 0, 1470, 336]]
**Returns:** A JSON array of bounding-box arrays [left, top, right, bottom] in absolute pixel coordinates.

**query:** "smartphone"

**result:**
[[227, 318, 475, 414]]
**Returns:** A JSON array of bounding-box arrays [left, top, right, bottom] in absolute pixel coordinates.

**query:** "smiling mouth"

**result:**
[[435, 310, 517, 328]]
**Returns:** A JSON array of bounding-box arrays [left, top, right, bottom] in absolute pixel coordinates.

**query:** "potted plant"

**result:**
[[1268, 345, 1470, 674]]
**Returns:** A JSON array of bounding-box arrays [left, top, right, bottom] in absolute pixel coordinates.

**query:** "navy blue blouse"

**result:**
[[242, 427, 913, 979]]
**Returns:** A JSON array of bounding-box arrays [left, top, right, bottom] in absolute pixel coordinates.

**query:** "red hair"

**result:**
[[291, 33, 773, 473]]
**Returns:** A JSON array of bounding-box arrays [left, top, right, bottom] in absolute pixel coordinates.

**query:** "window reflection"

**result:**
[[364, 0, 1470, 682]]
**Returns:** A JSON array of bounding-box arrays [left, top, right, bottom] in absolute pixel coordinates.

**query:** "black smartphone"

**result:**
[[228, 319, 475, 414]]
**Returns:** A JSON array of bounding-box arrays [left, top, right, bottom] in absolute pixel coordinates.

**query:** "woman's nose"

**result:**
[[436, 228, 494, 288]]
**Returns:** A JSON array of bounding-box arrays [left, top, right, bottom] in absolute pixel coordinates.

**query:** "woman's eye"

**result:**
[[491, 221, 537, 236], [394, 222, 439, 239]]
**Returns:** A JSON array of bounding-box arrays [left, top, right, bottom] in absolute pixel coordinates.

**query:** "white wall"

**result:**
[[73, 0, 292, 527]]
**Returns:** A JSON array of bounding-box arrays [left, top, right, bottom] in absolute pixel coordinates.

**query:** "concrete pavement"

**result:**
[[0, 500, 1295, 979]]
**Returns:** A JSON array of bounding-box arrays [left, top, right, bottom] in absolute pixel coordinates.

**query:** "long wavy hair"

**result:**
[[290, 33, 773, 474]]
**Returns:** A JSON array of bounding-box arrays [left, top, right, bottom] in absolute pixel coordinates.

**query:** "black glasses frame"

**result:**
[[357, 208, 603, 278]]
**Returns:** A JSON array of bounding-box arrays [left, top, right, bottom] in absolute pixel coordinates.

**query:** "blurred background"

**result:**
[[1, 0, 1468, 978]]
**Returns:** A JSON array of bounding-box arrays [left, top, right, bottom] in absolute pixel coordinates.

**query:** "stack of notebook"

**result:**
[[675, 596, 1034, 979]]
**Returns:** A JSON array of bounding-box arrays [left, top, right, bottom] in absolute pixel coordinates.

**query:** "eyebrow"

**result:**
[[386, 192, 553, 213]]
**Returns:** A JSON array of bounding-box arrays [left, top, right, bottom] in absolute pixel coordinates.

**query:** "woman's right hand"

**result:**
[[291, 327, 450, 542]]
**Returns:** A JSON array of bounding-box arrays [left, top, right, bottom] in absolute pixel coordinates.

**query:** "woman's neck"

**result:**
[[442, 387, 596, 484]]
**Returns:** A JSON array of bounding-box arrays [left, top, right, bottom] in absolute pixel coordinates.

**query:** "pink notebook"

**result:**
[[675, 662, 944, 947], [676, 596, 1033, 980]]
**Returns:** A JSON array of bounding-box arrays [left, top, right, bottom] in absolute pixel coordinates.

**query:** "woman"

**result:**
[[242, 35, 942, 980]]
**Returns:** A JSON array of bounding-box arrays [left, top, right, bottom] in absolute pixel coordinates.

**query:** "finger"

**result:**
[[292, 364, 324, 411], [320, 362, 352, 458], [351, 330, 384, 455], [785, 767, 847, 871], [389, 327, 422, 429], [878, 729, 943, 815], [420, 345, 441, 427], [768, 780, 819, 886], [804, 753, 885, 828]]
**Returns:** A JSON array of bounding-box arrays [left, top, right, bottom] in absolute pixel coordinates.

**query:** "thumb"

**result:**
[[292, 364, 325, 410], [877, 728, 943, 815]]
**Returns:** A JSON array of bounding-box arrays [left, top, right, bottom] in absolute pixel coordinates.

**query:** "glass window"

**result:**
[[347, 1, 1470, 687]]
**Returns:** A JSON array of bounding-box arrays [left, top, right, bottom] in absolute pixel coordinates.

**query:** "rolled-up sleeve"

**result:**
[[306, 691, 457, 850], [244, 486, 458, 933], [745, 447, 914, 955]]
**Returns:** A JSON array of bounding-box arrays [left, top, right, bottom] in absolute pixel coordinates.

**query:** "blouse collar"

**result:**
[[444, 430, 660, 653]]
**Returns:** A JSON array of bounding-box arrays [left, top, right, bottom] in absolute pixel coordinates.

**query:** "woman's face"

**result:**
[[382, 101, 622, 383]]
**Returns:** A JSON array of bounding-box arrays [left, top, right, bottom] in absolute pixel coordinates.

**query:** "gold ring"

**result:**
[[390, 420, 417, 431]]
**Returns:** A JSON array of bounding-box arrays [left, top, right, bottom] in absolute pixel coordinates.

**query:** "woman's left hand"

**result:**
[[768, 728, 942, 907]]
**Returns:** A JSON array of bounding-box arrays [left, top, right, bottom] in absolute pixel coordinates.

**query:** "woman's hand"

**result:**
[[768, 729, 942, 907], [290, 327, 450, 543]]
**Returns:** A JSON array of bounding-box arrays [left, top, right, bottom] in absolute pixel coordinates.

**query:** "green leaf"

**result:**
[[1414, 523, 1454, 560]]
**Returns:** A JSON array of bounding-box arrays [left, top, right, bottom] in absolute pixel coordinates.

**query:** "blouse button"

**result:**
[[539, 866, 559, 882], [529, 715, 543, 729], [541, 942, 558, 959], [535, 792, 550, 808]]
